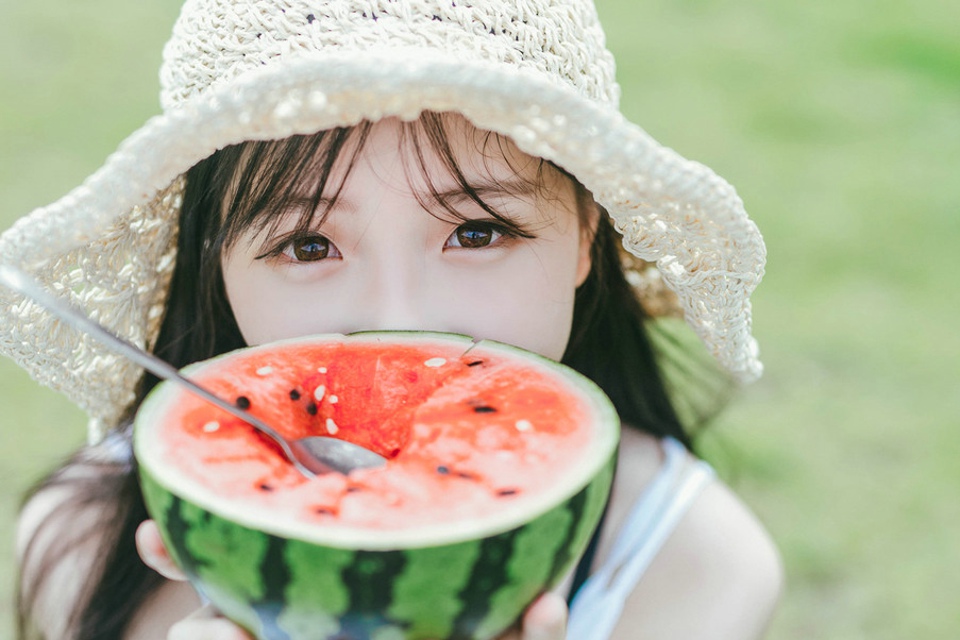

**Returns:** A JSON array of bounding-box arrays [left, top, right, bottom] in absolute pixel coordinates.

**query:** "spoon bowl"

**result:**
[[0, 264, 386, 477]]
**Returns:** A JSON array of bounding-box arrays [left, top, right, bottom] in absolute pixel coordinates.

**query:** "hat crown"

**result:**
[[160, 0, 620, 110]]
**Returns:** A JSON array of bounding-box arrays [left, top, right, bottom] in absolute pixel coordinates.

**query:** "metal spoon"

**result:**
[[0, 265, 387, 477]]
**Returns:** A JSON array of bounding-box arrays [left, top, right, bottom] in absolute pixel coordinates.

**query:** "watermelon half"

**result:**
[[135, 332, 618, 640]]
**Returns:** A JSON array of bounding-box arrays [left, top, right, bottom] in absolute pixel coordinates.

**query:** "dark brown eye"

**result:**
[[288, 235, 336, 261], [448, 223, 502, 249]]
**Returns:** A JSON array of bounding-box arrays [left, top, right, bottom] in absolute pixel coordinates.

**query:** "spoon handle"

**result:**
[[0, 265, 301, 467]]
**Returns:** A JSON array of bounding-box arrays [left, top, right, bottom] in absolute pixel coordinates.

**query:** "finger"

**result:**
[[135, 519, 188, 581], [521, 592, 568, 640], [169, 605, 253, 640]]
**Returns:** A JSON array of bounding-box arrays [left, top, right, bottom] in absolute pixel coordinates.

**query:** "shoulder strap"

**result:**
[[566, 437, 715, 640]]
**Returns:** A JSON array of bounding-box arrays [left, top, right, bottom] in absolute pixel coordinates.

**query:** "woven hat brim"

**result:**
[[0, 50, 764, 439]]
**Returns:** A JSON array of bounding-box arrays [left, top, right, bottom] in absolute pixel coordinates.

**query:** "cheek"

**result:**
[[463, 291, 574, 360], [433, 251, 580, 360], [222, 268, 282, 346], [222, 257, 337, 346]]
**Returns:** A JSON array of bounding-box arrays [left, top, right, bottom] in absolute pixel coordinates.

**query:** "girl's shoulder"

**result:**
[[594, 428, 784, 639]]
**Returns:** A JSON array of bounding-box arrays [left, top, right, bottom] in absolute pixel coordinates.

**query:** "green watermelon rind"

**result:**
[[140, 450, 615, 640], [135, 332, 619, 551]]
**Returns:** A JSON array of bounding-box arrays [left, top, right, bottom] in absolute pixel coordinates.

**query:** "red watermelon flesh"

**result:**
[[141, 334, 608, 542]]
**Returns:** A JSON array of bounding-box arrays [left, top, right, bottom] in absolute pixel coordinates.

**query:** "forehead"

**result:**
[[338, 114, 553, 190]]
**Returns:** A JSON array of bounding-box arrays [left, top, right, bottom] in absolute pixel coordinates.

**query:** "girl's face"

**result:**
[[221, 116, 593, 361]]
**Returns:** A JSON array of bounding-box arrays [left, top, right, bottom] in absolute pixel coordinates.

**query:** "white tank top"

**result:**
[[566, 437, 715, 639]]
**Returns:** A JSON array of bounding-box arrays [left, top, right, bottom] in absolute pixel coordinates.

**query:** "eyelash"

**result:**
[[443, 220, 518, 250], [257, 233, 341, 263], [258, 220, 526, 264]]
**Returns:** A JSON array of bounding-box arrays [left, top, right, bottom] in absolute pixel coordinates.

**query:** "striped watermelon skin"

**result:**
[[141, 454, 614, 640]]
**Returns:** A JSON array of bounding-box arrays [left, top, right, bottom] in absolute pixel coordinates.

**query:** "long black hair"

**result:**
[[17, 112, 726, 640]]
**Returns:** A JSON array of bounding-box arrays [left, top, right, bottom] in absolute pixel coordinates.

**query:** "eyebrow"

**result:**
[[281, 195, 355, 214], [426, 178, 542, 204], [277, 177, 542, 223]]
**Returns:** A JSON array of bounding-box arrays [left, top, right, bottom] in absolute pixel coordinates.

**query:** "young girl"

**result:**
[[2, 1, 782, 639]]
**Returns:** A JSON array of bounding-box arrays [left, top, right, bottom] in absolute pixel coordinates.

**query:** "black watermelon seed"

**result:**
[[289, 389, 301, 400], [314, 507, 334, 515], [472, 405, 497, 414], [467, 360, 484, 367], [306, 13, 315, 23], [259, 483, 273, 492], [306, 402, 318, 415], [346, 486, 362, 493], [235, 396, 251, 410], [497, 488, 519, 497], [458, 471, 477, 480], [437, 465, 450, 475]]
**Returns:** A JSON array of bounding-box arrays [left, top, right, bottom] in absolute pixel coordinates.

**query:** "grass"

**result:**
[[1, 0, 958, 638]]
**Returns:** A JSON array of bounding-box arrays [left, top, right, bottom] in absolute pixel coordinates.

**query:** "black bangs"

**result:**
[[218, 123, 372, 253], [210, 112, 580, 255], [403, 112, 547, 238]]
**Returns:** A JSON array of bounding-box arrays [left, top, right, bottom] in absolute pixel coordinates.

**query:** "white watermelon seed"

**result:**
[[326, 418, 339, 435], [318, 366, 327, 373], [329, 395, 339, 404], [314, 385, 326, 402], [515, 419, 533, 432], [256, 366, 274, 376], [202, 421, 220, 433], [424, 357, 447, 368]]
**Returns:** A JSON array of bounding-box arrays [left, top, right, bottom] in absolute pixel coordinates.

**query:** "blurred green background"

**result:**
[[1, 0, 957, 638]]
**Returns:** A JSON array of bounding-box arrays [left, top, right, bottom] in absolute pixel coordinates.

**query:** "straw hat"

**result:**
[[0, 0, 765, 442]]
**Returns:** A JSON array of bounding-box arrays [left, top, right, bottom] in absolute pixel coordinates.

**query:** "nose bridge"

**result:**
[[362, 247, 427, 331]]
